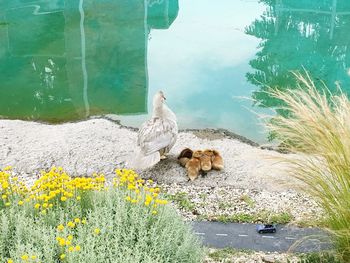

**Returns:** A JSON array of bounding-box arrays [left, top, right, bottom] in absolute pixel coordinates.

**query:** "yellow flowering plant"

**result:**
[[0, 166, 203, 263]]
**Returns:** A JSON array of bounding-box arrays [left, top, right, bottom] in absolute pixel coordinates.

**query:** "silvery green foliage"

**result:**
[[0, 190, 204, 263]]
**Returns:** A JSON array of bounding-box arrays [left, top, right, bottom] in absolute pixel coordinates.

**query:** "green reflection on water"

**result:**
[[0, 0, 178, 122], [1, 0, 350, 143], [246, 0, 350, 116]]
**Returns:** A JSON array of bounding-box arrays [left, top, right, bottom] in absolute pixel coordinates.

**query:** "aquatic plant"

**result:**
[[0, 167, 203, 263], [267, 72, 350, 262]]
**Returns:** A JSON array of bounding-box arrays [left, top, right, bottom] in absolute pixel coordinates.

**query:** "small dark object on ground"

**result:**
[[256, 224, 277, 234]]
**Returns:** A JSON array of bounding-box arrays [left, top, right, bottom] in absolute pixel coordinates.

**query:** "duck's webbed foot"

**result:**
[[159, 148, 168, 160]]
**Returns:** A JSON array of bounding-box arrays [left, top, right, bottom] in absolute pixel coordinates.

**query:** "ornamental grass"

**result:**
[[0, 167, 204, 263], [267, 72, 350, 262]]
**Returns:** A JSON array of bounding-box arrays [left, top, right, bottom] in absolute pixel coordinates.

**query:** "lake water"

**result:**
[[1, 0, 350, 143]]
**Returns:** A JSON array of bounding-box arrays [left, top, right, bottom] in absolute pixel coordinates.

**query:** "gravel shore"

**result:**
[[161, 184, 322, 225], [0, 118, 321, 221], [0, 118, 324, 261], [0, 117, 292, 189]]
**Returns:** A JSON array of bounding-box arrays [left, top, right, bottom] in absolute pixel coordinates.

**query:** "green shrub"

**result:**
[[165, 192, 195, 212], [203, 211, 293, 224], [297, 252, 342, 263], [0, 168, 204, 263]]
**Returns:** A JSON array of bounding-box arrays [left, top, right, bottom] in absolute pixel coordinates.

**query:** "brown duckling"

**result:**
[[177, 148, 193, 167], [212, 150, 224, 170], [185, 150, 202, 181]]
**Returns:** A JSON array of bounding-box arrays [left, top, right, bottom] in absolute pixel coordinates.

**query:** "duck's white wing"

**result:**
[[138, 117, 178, 156]]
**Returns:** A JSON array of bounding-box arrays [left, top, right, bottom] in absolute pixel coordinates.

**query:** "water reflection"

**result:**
[[0, 0, 179, 122], [246, 0, 350, 115]]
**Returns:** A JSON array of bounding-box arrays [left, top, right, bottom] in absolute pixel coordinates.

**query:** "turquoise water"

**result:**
[[1, 0, 350, 143]]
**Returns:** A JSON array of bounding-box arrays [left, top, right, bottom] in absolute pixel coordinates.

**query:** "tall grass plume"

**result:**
[[267, 72, 350, 262]]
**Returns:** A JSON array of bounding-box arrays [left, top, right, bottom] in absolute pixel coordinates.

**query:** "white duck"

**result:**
[[132, 91, 178, 169]]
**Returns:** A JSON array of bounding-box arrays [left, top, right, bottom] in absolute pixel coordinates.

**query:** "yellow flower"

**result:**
[[60, 254, 66, 260], [68, 246, 74, 252], [74, 218, 81, 224], [21, 254, 29, 261], [127, 184, 135, 190], [75, 245, 81, 251], [5, 202, 10, 207], [7, 259, 13, 263], [94, 228, 100, 235], [57, 224, 64, 231], [58, 238, 66, 246], [42, 203, 48, 208], [2, 194, 7, 199], [155, 199, 168, 205], [49, 203, 53, 208], [31, 255, 37, 260], [152, 210, 158, 215], [145, 195, 153, 203], [67, 221, 75, 228], [125, 196, 131, 201], [76, 196, 81, 201], [66, 240, 72, 246], [2, 182, 9, 189], [18, 200, 24, 206], [81, 219, 87, 224], [34, 203, 40, 209], [60, 196, 67, 202], [67, 235, 73, 241], [4, 166, 12, 171]]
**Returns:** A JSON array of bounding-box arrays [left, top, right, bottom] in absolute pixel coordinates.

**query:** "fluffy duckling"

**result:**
[[185, 150, 202, 181], [178, 148, 193, 167], [201, 149, 215, 171], [212, 150, 224, 170]]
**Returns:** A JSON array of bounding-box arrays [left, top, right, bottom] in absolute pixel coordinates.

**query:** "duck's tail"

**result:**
[[130, 150, 160, 170]]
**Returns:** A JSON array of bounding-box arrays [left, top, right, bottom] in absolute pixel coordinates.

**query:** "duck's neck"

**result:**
[[152, 103, 163, 118], [152, 103, 176, 121]]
